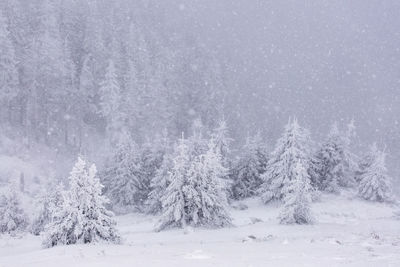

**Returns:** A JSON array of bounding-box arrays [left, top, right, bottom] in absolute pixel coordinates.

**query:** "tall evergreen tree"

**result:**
[[355, 143, 378, 183], [142, 133, 171, 214], [259, 118, 312, 203], [43, 157, 120, 247], [358, 145, 393, 202], [309, 123, 354, 193], [231, 133, 268, 199], [146, 150, 173, 215], [279, 161, 314, 224], [156, 136, 191, 230], [156, 137, 232, 231], [101, 134, 145, 213]]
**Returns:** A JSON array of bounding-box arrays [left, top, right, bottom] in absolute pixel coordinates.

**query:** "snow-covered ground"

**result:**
[[1, 191, 399, 267]]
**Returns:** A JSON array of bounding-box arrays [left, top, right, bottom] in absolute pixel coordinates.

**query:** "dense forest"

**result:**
[[0, 0, 230, 154]]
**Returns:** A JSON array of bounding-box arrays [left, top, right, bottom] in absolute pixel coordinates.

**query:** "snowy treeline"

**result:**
[[0, 116, 396, 247], [97, 117, 394, 229]]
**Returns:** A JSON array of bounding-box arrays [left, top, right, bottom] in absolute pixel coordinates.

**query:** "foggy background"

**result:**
[[163, 0, 400, 182]]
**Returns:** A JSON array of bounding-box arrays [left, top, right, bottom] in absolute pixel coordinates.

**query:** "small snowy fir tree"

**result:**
[[31, 183, 64, 236], [355, 143, 378, 184], [0, 187, 28, 234], [101, 134, 146, 212], [279, 161, 314, 224], [231, 133, 268, 199], [43, 157, 120, 247], [358, 146, 393, 202], [259, 118, 312, 203], [139, 134, 170, 211], [156, 137, 232, 231], [309, 123, 352, 193], [146, 147, 173, 215]]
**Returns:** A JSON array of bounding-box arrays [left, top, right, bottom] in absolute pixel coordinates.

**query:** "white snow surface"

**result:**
[[0, 191, 399, 267]]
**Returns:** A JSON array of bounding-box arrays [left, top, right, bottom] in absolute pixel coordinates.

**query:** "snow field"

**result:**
[[1, 192, 399, 267]]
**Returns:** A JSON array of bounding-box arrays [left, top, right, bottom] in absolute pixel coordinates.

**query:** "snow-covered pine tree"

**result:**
[[309, 123, 349, 193], [186, 138, 231, 227], [358, 145, 393, 202], [146, 151, 173, 215], [279, 161, 314, 224], [139, 134, 170, 204], [31, 183, 64, 236], [43, 157, 120, 247], [231, 133, 268, 199], [259, 118, 312, 203], [156, 137, 232, 231], [0, 187, 28, 234], [156, 135, 191, 230], [145, 132, 173, 215], [355, 143, 378, 183], [101, 134, 145, 213], [210, 118, 234, 199]]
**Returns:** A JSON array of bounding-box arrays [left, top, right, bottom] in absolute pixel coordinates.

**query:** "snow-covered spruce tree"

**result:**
[[355, 143, 378, 183], [101, 134, 146, 212], [0, 187, 28, 234], [259, 118, 312, 203], [209, 118, 234, 198], [31, 183, 64, 236], [231, 133, 268, 199], [146, 133, 173, 215], [156, 137, 232, 231], [146, 151, 173, 215], [358, 146, 393, 202], [43, 157, 120, 247], [189, 139, 231, 227], [156, 136, 191, 230], [279, 161, 314, 224], [139, 134, 170, 212], [309, 123, 351, 193]]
